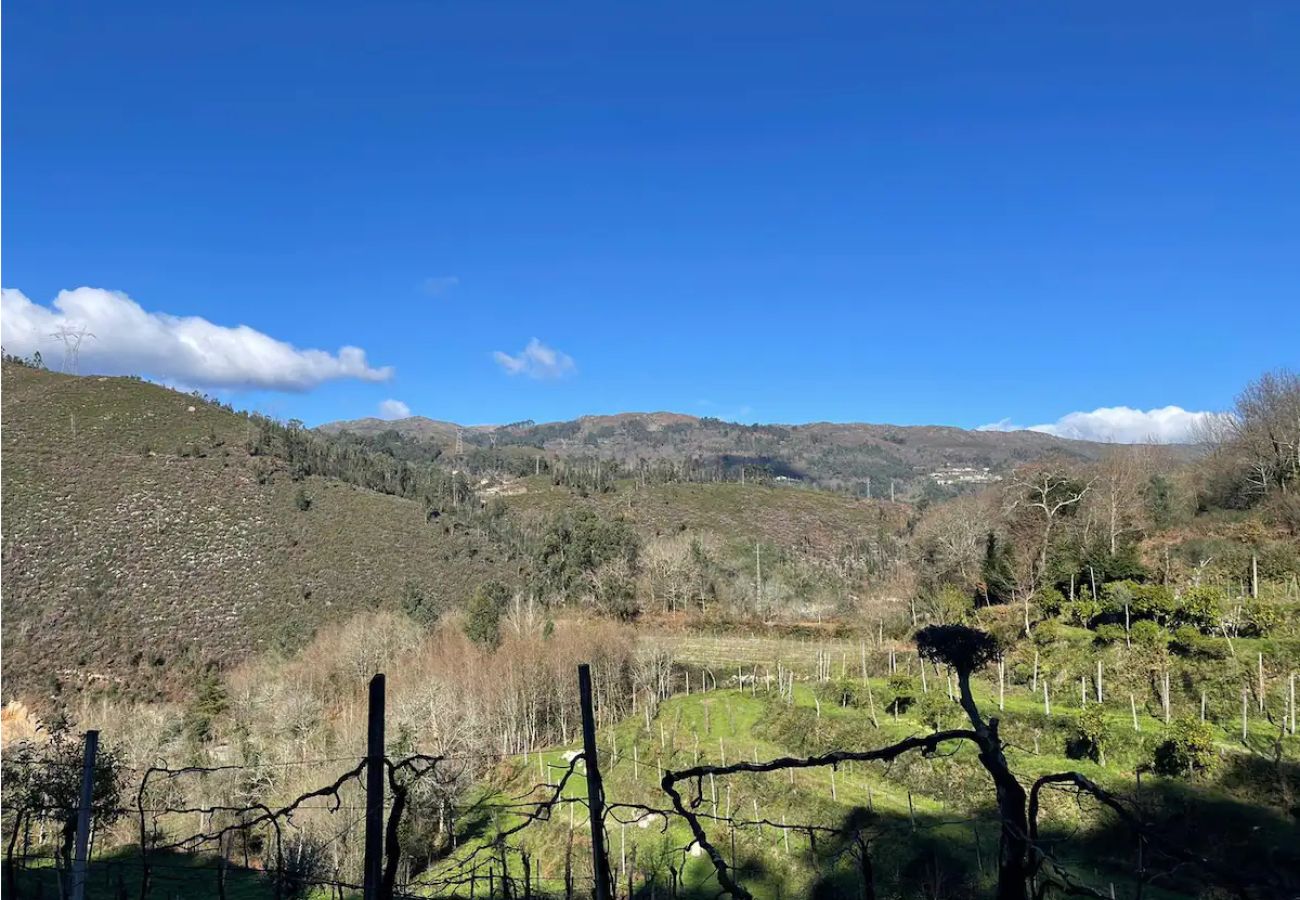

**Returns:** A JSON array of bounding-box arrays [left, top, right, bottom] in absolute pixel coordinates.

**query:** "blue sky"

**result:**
[[4, 2, 1298, 436]]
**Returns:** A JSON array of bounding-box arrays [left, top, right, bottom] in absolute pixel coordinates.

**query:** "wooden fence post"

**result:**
[[364, 674, 385, 900], [70, 730, 99, 900], [578, 664, 613, 900]]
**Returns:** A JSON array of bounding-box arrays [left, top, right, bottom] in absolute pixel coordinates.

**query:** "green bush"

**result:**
[[1241, 599, 1283, 637], [886, 674, 916, 714], [915, 691, 957, 731], [1064, 595, 1102, 627], [1171, 624, 1229, 659], [463, 580, 510, 648], [1171, 624, 1202, 655], [1129, 619, 1169, 649], [1037, 585, 1066, 618], [1069, 704, 1112, 765], [1093, 624, 1126, 645], [399, 580, 439, 628], [293, 486, 312, 511], [1152, 715, 1218, 778], [1033, 619, 1064, 646], [1174, 585, 1221, 630]]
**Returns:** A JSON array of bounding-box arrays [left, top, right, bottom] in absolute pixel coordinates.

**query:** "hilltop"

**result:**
[[322, 410, 1192, 497]]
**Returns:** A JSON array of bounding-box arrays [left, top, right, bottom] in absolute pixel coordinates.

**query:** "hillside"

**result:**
[[0, 362, 512, 701], [322, 410, 1193, 497], [0, 365, 918, 702]]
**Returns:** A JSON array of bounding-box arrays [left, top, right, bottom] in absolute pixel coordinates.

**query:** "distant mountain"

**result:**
[[320, 411, 1191, 496], [317, 415, 466, 442]]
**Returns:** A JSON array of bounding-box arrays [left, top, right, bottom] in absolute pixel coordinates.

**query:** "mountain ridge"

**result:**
[[319, 410, 1195, 496]]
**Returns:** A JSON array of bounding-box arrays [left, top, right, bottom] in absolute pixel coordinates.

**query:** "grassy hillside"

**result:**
[[0, 363, 511, 701], [444, 665, 1299, 899]]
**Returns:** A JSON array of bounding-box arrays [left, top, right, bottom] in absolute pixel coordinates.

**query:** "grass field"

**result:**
[[421, 652, 1299, 899]]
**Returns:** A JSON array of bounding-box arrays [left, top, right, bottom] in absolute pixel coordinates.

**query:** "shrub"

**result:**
[[1152, 715, 1218, 778], [1037, 585, 1066, 618], [1129, 619, 1168, 649], [463, 581, 510, 648], [294, 486, 312, 511], [1173, 585, 1221, 630], [915, 691, 956, 731], [1171, 625, 1203, 656], [1064, 595, 1102, 627], [1170, 626, 1229, 659], [1068, 704, 1112, 765], [1093, 624, 1126, 645], [1130, 582, 1178, 624], [1101, 580, 1135, 617], [887, 674, 916, 714], [1033, 619, 1064, 646], [929, 584, 974, 624], [1241, 599, 1283, 637], [399, 581, 439, 628]]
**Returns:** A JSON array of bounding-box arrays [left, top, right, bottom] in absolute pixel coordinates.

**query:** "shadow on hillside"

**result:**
[[5, 848, 282, 900], [1052, 772, 1300, 898], [630, 778, 1299, 900]]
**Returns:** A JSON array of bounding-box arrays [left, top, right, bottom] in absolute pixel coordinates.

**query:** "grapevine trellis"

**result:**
[[3, 638, 1294, 900]]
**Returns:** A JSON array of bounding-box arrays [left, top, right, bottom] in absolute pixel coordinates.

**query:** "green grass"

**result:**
[[415, 664, 1298, 899]]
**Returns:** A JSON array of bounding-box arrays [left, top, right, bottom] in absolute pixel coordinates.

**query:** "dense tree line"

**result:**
[[250, 417, 473, 518]]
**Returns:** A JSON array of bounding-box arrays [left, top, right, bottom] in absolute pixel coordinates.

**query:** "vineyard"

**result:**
[[6, 622, 1298, 900]]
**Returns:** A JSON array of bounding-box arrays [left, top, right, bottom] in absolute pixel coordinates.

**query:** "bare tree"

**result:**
[[1094, 446, 1154, 556], [1227, 369, 1300, 496], [1004, 464, 1094, 630]]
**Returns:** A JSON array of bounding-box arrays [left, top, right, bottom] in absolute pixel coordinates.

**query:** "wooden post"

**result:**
[[1130, 693, 1139, 732], [1162, 672, 1171, 723], [998, 658, 1005, 710], [1242, 688, 1249, 741], [1290, 672, 1297, 735], [1043, 681, 1051, 716], [578, 665, 613, 900], [364, 675, 385, 900], [1251, 554, 1258, 599], [1258, 653, 1265, 712], [70, 730, 99, 900], [1096, 661, 1103, 704]]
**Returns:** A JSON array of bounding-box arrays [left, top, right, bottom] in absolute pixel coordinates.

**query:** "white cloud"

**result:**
[[378, 398, 412, 419], [1, 287, 392, 391], [977, 405, 1219, 443], [421, 276, 460, 297], [492, 338, 576, 380]]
